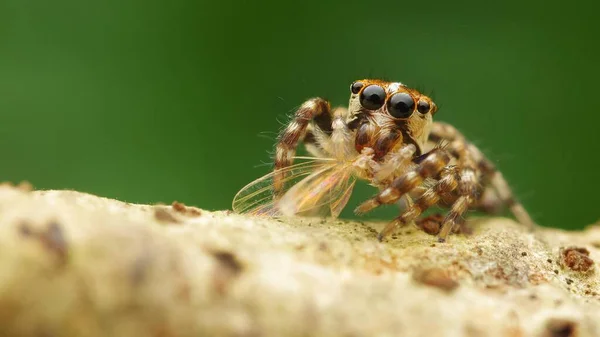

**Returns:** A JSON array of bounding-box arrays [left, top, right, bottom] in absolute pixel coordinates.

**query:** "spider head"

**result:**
[[348, 79, 437, 153]]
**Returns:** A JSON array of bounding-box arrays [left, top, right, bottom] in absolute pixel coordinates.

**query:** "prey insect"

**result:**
[[233, 79, 535, 242]]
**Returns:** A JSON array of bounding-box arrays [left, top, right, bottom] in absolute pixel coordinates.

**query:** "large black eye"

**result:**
[[350, 81, 364, 94], [417, 100, 430, 114], [359, 85, 386, 110], [387, 92, 415, 118]]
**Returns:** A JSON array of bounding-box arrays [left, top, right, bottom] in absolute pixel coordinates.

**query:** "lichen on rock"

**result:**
[[0, 184, 598, 336]]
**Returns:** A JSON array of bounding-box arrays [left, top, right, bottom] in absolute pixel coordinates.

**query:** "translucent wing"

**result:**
[[232, 159, 327, 216], [232, 157, 356, 218], [277, 163, 356, 218]]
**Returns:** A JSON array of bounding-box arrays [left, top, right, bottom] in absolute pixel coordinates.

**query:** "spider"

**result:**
[[233, 79, 535, 242]]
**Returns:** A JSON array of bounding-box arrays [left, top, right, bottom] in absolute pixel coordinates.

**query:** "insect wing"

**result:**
[[232, 159, 332, 216], [232, 158, 356, 218], [277, 163, 356, 218], [329, 177, 356, 218]]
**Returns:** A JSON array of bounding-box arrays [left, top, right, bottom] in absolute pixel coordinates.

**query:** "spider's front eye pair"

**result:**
[[351, 82, 432, 118], [357, 83, 410, 117]]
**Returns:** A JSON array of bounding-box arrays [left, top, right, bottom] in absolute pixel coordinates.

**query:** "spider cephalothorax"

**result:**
[[346, 79, 436, 159], [233, 79, 535, 242]]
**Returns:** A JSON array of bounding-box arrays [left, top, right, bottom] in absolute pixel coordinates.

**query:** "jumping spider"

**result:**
[[233, 79, 535, 242]]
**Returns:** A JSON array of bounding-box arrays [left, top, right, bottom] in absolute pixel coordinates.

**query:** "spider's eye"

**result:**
[[350, 81, 364, 94], [387, 92, 415, 118], [359, 85, 386, 110], [417, 100, 430, 114]]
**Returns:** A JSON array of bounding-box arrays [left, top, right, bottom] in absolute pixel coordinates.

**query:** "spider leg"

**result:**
[[302, 107, 357, 162], [355, 147, 451, 216], [439, 186, 503, 215], [479, 159, 535, 229], [432, 123, 532, 218], [435, 130, 481, 241], [273, 98, 333, 194], [302, 124, 328, 158], [430, 122, 535, 238], [377, 166, 460, 240]]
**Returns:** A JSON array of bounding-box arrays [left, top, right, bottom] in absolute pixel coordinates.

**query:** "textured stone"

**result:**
[[0, 184, 598, 336]]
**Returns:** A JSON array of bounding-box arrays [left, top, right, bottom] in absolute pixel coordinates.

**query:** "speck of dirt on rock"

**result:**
[[211, 250, 244, 295], [212, 251, 243, 275], [17, 181, 33, 192], [412, 268, 459, 292], [417, 214, 443, 235], [18, 221, 69, 266], [18, 222, 33, 237], [560, 246, 594, 273], [154, 208, 181, 224], [528, 273, 547, 285], [0, 181, 33, 191], [543, 318, 577, 337], [171, 201, 202, 216], [318, 242, 328, 251], [41, 222, 68, 265]]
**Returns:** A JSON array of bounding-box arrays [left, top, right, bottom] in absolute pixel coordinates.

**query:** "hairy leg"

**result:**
[[301, 125, 327, 158], [480, 160, 535, 229], [273, 98, 332, 194], [436, 135, 479, 241], [354, 147, 451, 216], [430, 122, 535, 241], [377, 166, 460, 240]]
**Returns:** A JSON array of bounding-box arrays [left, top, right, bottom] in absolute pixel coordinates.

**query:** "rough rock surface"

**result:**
[[0, 183, 598, 337]]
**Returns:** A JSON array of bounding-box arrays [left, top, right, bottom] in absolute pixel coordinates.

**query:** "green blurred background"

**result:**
[[1, 0, 598, 229]]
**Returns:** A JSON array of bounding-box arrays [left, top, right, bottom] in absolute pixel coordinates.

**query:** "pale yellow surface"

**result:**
[[0, 184, 598, 337]]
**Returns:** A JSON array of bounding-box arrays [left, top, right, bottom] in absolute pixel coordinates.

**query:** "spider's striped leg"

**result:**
[[430, 122, 535, 239], [377, 166, 460, 240], [355, 147, 450, 218], [300, 125, 327, 158], [273, 98, 332, 195], [311, 107, 359, 163], [443, 185, 502, 215], [478, 158, 535, 230], [436, 135, 481, 242]]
